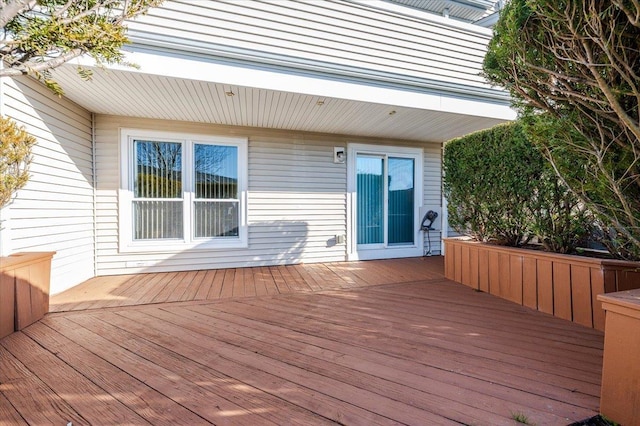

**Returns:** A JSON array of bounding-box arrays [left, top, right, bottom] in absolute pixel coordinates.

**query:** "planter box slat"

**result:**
[[488, 251, 500, 297], [571, 265, 593, 328], [0, 270, 16, 339], [591, 269, 606, 331], [460, 245, 471, 287], [454, 243, 463, 283], [498, 253, 511, 301], [603, 269, 617, 293], [509, 254, 523, 305], [444, 239, 640, 330], [478, 249, 489, 293], [469, 247, 479, 290], [618, 269, 640, 291], [522, 257, 537, 309], [553, 263, 572, 321], [445, 247, 455, 280], [537, 259, 554, 316]]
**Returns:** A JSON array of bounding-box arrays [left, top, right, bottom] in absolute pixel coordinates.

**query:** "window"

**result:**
[[120, 129, 247, 252]]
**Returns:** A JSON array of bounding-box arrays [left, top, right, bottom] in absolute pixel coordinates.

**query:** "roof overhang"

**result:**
[[51, 47, 515, 143]]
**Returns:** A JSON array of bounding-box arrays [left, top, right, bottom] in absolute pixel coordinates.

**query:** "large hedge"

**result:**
[[482, 0, 640, 260], [443, 121, 592, 253]]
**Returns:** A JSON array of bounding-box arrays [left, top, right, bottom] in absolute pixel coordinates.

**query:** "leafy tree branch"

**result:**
[[483, 0, 640, 259], [1, 0, 162, 94]]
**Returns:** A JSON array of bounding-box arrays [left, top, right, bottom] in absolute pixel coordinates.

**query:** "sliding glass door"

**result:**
[[356, 155, 385, 246], [387, 157, 415, 245], [351, 145, 422, 260]]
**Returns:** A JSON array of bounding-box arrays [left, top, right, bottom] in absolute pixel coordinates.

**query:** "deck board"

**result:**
[[1, 257, 604, 425]]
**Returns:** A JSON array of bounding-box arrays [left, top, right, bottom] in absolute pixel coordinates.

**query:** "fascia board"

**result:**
[[350, 0, 495, 35], [72, 49, 516, 121]]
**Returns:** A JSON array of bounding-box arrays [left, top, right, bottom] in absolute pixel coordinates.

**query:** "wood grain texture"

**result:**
[[571, 265, 593, 328], [0, 271, 15, 339], [3, 256, 603, 425], [522, 257, 537, 309], [51, 257, 446, 312], [445, 239, 640, 332], [591, 269, 606, 331], [553, 263, 573, 321]]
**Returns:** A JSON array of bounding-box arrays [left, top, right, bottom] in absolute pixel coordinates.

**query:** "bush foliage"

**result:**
[[443, 121, 593, 253], [482, 0, 640, 260], [0, 117, 36, 209], [0, 0, 163, 94]]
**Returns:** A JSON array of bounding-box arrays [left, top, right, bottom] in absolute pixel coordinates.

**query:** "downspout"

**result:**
[[91, 112, 98, 277]]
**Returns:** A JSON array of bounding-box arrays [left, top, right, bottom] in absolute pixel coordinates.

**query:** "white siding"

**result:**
[[95, 115, 442, 275], [423, 142, 443, 254], [126, 0, 503, 100], [1, 77, 94, 294]]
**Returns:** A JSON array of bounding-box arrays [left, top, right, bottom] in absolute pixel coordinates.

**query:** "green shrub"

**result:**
[[443, 121, 593, 253], [529, 170, 594, 254], [444, 122, 540, 246], [482, 0, 640, 260]]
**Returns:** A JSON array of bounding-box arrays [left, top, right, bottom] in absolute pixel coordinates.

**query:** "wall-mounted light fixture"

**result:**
[[334, 147, 346, 164]]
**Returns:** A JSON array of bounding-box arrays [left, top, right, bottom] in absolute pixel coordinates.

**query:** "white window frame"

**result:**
[[119, 128, 248, 253]]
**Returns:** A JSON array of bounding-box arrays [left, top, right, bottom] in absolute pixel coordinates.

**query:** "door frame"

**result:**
[[346, 143, 423, 261]]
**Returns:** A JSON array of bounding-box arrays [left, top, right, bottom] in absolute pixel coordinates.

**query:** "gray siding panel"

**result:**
[[126, 0, 502, 99], [2, 77, 94, 294], [94, 115, 441, 275]]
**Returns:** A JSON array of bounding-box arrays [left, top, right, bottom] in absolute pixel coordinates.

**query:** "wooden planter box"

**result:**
[[0, 252, 55, 338], [598, 289, 640, 425], [444, 238, 640, 330]]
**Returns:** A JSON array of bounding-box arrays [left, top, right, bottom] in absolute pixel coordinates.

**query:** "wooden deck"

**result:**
[[2, 257, 603, 425], [50, 257, 447, 312]]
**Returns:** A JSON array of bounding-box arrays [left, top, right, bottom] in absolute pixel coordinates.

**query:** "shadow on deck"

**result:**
[[1, 257, 603, 425]]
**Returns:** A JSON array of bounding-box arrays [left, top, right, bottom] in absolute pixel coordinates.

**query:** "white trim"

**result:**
[[91, 112, 98, 277], [351, 0, 496, 34], [118, 128, 248, 253], [0, 67, 9, 257], [441, 142, 449, 254], [347, 143, 424, 261], [72, 50, 516, 122], [0, 204, 11, 257], [441, 194, 449, 255]]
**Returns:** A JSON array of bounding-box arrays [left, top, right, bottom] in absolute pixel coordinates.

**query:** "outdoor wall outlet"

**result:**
[[126, 261, 154, 268], [336, 234, 345, 244]]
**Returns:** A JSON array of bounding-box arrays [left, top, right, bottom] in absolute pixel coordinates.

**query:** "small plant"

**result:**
[[0, 116, 36, 209], [511, 411, 534, 425]]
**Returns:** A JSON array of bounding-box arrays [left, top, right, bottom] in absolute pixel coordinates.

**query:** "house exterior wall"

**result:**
[[0, 76, 95, 294], [94, 115, 442, 276], [126, 0, 503, 101]]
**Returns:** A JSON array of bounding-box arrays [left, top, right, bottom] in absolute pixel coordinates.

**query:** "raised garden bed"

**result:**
[[444, 238, 640, 330], [0, 252, 55, 338]]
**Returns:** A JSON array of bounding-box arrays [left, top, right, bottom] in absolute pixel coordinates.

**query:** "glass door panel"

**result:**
[[356, 155, 384, 245], [388, 157, 415, 245]]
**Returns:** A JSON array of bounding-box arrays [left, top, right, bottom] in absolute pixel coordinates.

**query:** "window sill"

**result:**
[[119, 239, 248, 254]]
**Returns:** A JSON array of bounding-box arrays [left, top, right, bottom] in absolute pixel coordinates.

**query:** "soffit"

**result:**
[[52, 64, 508, 143]]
